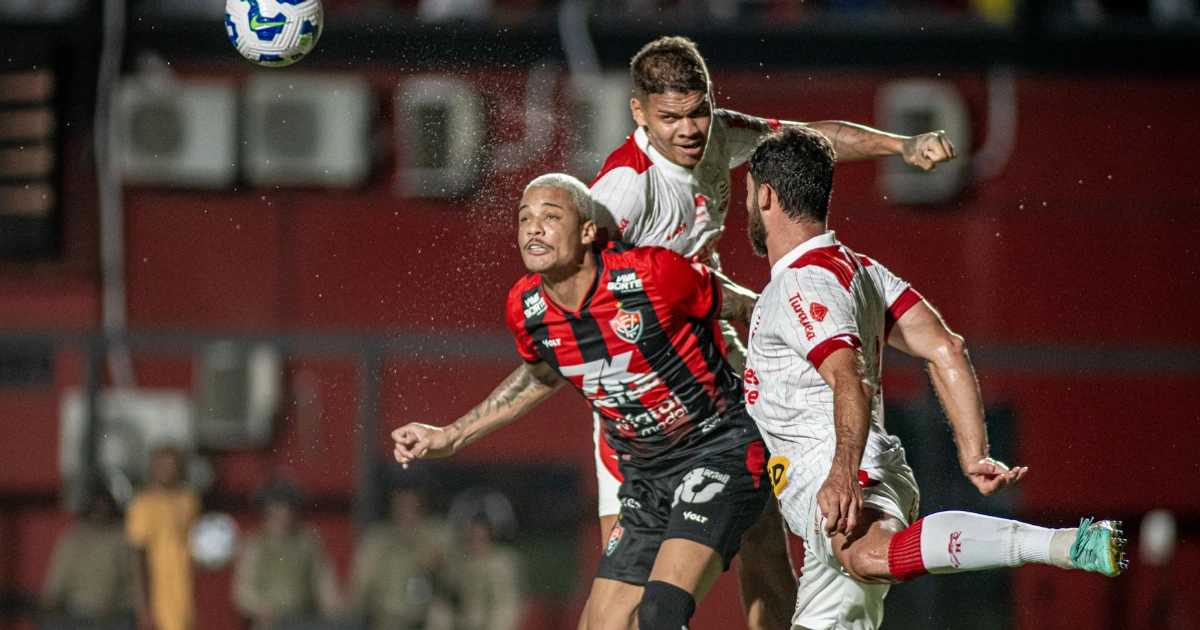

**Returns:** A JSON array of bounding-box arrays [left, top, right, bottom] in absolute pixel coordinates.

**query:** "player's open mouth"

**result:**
[[525, 242, 551, 254], [679, 143, 704, 158]]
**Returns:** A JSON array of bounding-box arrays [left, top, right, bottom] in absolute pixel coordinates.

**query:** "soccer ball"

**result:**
[[225, 0, 324, 68]]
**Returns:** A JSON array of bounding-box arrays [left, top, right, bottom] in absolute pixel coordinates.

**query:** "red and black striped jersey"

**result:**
[[505, 242, 761, 478]]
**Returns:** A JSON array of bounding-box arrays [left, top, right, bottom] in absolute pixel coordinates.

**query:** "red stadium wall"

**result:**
[[1, 70, 1198, 629]]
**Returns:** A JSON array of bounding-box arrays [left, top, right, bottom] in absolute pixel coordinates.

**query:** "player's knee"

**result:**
[[638, 580, 696, 630], [843, 543, 896, 585]]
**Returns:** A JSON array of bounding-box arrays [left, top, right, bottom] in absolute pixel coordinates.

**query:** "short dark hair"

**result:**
[[630, 36, 709, 99], [748, 126, 836, 223]]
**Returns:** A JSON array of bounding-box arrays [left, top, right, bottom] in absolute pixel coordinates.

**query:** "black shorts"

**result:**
[[596, 440, 771, 586]]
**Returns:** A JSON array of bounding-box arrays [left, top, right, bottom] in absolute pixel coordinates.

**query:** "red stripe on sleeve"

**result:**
[[590, 134, 651, 186], [884, 288, 923, 341], [766, 118, 782, 130], [806, 334, 861, 370]]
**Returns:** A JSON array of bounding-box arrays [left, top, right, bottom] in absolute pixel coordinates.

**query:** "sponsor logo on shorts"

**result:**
[[683, 511, 708, 524], [767, 455, 790, 498], [948, 531, 963, 568], [672, 468, 729, 507], [609, 309, 644, 343], [607, 271, 644, 293], [523, 293, 547, 318], [620, 497, 641, 510], [606, 521, 624, 556], [789, 294, 816, 341], [809, 302, 828, 322]]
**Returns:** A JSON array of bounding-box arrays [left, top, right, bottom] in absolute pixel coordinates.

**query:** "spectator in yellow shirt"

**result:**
[[126, 446, 200, 630]]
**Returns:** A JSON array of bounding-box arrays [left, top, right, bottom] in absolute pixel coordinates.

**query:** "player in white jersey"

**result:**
[[586, 36, 958, 630], [741, 126, 1126, 630]]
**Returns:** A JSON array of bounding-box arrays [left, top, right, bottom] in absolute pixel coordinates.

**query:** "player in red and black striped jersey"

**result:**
[[506, 238, 754, 477], [392, 173, 770, 630]]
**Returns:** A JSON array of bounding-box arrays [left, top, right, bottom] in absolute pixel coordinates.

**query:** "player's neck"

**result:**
[[541, 250, 597, 313], [767, 221, 827, 267]]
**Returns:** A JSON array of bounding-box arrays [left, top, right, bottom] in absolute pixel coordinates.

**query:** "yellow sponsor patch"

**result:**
[[768, 455, 790, 498]]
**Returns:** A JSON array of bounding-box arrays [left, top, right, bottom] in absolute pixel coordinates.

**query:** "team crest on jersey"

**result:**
[[609, 309, 644, 343], [809, 302, 828, 322], [523, 292, 547, 318], [605, 521, 624, 556], [607, 270, 644, 293]]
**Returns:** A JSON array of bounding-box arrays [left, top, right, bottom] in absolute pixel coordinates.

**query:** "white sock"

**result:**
[[916, 511, 1061, 573]]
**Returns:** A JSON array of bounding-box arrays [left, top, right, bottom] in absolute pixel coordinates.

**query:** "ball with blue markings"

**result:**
[[225, 0, 323, 67]]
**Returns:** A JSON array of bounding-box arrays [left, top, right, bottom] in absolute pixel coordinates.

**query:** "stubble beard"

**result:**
[[748, 196, 768, 257]]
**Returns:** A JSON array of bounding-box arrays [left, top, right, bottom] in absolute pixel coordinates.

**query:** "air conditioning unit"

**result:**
[[116, 77, 237, 188], [60, 388, 194, 505], [876, 80, 971, 205], [243, 74, 372, 187], [568, 73, 636, 182], [193, 341, 282, 448], [395, 76, 485, 198]]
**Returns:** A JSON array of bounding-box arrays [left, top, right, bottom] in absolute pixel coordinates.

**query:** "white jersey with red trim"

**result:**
[[590, 109, 790, 266], [743, 231, 924, 482]]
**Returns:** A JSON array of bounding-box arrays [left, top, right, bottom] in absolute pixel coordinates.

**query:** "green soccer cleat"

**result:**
[[1069, 518, 1128, 577]]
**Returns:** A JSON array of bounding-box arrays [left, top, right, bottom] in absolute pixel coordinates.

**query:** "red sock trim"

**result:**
[[887, 518, 929, 581]]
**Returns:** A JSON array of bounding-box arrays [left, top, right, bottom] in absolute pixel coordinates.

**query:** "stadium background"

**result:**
[[1, 0, 1198, 628]]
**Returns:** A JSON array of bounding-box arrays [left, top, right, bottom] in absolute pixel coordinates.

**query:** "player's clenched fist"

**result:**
[[392, 423, 458, 468], [900, 130, 956, 171], [817, 469, 863, 538]]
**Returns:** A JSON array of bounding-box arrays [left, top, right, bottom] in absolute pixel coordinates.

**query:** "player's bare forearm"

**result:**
[[887, 301, 989, 466], [807, 121, 904, 161], [817, 348, 872, 474], [715, 270, 758, 324], [447, 361, 564, 450]]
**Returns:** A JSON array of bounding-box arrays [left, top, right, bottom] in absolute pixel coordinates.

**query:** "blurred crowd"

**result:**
[[38, 446, 524, 630]]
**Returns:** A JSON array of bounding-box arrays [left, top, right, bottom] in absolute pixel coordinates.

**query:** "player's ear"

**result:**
[[631, 96, 648, 128], [758, 183, 774, 214], [580, 219, 597, 246]]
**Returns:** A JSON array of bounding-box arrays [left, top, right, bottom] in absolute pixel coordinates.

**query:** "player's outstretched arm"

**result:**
[[713, 269, 758, 325], [392, 361, 564, 468], [887, 300, 1026, 495], [804, 121, 956, 170], [814, 347, 873, 538]]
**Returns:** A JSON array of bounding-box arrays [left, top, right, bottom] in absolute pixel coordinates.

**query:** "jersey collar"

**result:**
[[771, 231, 838, 279], [635, 127, 694, 182]]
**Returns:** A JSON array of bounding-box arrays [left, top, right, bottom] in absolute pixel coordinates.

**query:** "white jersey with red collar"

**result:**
[[743, 232, 924, 479], [589, 109, 789, 266]]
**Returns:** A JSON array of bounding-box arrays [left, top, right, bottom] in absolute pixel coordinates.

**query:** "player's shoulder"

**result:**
[[591, 132, 652, 187], [506, 273, 544, 319], [603, 242, 687, 269], [786, 244, 862, 291]]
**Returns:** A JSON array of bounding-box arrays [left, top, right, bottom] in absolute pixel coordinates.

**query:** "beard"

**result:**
[[747, 195, 768, 257]]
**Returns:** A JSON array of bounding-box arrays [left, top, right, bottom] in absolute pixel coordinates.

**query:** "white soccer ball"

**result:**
[[225, 0, 324, 68], [190, 512, 239, 569]]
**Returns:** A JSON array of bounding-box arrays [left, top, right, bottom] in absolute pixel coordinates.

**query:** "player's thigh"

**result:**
[[647, 537, 725, 600], [739, 496, 792, 565], [584, 577, 641, 630], [598, 513, 618, 548]]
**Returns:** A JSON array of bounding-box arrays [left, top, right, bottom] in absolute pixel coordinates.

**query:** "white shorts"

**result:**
[[592, 322, 745, 518], [774, 452, 920, 630], [594, 413, 623, 518]]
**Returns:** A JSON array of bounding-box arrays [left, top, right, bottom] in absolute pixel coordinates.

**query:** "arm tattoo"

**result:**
[[718, 284, 757, 325], [452, 363, 562, 437]]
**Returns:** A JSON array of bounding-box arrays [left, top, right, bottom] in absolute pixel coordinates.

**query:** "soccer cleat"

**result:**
[[1069, 518, 1128, 577]]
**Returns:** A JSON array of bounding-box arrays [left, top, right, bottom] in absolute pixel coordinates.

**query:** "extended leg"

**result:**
[[578, 514, 621, 630], [584, 577, 641, 630]]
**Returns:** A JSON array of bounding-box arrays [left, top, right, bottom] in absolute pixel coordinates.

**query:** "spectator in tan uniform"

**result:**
[[428, 517, 524, 630], [232, 479, 343, 630], [350, 488, 448, 630], [42, 490, 134, 627]]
